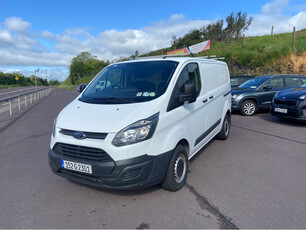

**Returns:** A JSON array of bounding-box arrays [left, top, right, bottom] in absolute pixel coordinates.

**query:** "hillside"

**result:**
[[143, 29, 306, 76]]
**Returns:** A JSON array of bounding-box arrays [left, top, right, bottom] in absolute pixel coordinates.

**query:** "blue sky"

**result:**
[[0, 0, 305, 81]]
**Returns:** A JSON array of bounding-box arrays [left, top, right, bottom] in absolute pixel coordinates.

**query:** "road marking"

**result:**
[[232, 125, 306, 145], [0, 87, 35, 96]]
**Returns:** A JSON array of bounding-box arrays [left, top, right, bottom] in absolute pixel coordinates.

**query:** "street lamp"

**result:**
[[34, 68, 39, 92]]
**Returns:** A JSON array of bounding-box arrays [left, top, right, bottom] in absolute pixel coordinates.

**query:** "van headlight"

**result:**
[[112, 113, 159, 147]]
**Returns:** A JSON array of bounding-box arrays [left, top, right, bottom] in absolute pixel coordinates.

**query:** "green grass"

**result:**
[[145, 29, 306, 70], [197, 30, 305, 68]]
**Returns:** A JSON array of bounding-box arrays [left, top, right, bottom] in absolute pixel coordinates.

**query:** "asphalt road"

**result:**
[[0, 89, 305, 229], [0, 86, 48, 101]]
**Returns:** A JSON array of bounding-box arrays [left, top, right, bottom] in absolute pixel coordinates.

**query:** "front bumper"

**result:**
[[271, 102, 306, 121], [48, 147, 173, 190]]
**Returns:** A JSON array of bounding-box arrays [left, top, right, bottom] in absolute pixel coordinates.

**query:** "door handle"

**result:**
[[203, 99, 208, 103], [209, 95, 214, 99]]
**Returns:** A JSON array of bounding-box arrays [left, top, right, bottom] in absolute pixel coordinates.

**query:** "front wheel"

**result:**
[[241, 100, 257, 116], [162, 145, 188, 192], [216, 115, 231, 140]]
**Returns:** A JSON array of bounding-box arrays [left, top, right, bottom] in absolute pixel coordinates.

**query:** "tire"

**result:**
[[240, 100, 257, 116], [216, 115, 231, 140], [162, 145, 188, 192]]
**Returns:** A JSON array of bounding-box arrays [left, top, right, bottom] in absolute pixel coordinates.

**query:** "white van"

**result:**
[[49, 57, 231, 191]]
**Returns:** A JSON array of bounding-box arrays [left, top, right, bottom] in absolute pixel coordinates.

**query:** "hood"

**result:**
[[275, 87, 306, 99], [57, 97, 163, 133], [232, 88, 256, 95]]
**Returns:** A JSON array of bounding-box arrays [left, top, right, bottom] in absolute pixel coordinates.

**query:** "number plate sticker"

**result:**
[[61, 160, 92, 174], [274, 108, 287, 114]]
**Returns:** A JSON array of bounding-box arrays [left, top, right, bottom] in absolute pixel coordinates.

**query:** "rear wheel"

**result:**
[[162, 144, 188, 192], [241, 100, 257, 116]]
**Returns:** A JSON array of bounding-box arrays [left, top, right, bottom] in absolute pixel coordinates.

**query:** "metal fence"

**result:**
[[0, 88, 52, 116]]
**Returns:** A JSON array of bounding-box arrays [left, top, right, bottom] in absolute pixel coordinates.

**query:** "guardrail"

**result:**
[[0, 88, 52, 116]]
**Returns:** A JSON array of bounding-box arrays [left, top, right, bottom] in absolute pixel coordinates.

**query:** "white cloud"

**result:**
[[0, 30, 14, 44], [4, 17, 31, 33], [261, 0, 289, 15], [246, 0, 306, 36]]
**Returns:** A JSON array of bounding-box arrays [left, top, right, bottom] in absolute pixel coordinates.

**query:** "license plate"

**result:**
[[274, 108, 287, 114], [61, 160, 92, 174]]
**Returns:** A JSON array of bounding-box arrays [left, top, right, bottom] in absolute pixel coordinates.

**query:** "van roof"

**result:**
[[117, 57, 226, 65]]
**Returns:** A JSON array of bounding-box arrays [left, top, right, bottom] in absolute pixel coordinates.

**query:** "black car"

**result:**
[[232, 75, 306, 116], [271, 83, 306, 121], [230, 75, 255, 89]]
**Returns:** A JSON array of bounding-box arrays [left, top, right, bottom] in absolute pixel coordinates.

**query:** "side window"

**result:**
[[96, 69, 122, 90], [262, 78, 283, 89], [167, 63, 201, 111], [285, 78, 302, 87], [301, 78, 306, 84]]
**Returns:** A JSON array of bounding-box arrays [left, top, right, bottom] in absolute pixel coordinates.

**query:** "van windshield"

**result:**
[[80, 61, 178, 104]]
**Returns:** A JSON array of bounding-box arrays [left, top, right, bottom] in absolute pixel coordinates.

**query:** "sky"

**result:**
[[0, 0, 305, 81]]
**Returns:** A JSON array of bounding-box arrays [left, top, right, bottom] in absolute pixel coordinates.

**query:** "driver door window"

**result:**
[[262, 78, 283, 89], [167, 63, 201, 111]]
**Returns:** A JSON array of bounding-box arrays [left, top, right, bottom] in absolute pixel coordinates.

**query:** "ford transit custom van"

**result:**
[[49, 57, 232, 191]]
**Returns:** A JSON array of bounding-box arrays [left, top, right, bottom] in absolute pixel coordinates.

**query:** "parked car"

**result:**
[[271, 82, 306, 121], [49, 57, 232, 191], [77, 83, 88, 93], [232, 75, 306, 116], [230, 75, 255, 89]]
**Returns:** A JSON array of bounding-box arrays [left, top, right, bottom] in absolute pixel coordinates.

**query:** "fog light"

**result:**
[[302, 109, 306, 116]]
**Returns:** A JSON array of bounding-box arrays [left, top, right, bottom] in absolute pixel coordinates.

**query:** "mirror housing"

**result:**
[[263, 85, 272, 91], [179, 83, 196, 103], [77, 83, 88, 93]]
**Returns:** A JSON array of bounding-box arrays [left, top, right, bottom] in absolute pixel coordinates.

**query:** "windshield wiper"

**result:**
[[80, 97, 135, 103]]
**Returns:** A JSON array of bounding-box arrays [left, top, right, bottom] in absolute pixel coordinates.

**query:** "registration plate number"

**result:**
[[274, 108, 287, 114], [61, 160, 92, 174]]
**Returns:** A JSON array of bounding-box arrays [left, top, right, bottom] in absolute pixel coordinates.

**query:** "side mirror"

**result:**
[[263, 85, 272, 91], [78, 84, 87, 93], [179, 83, 196, 103]]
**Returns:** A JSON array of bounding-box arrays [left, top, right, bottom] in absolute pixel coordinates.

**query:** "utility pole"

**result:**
[[35, 68, 39, 92], [271, 26, 274, 35], [293, 26, 296, 52]]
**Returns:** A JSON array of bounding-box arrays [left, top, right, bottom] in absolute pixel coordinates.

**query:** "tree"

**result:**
[[68, 52, 109, 84], [201, 20, 224, 41], [224, 11, 253, 39]]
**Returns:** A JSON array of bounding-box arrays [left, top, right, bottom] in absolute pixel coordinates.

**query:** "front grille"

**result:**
[[274, 98, 298, 106], [59, 129, 107, 139], [59, 169, 103, 183], [53, 143, 113, 162]]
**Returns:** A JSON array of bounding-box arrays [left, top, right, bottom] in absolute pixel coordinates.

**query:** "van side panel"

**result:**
[[189, 62, 230, 156]]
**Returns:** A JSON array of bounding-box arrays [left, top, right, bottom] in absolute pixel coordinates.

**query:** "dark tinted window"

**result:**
[[81, 61, 178, 104], [167, 63, 201, 111], [285, 77, 302, 87], [301, 78, 306, 84], [262, 78, 283, 89]]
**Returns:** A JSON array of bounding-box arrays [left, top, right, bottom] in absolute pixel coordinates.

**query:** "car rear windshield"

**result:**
[[239, 76, 271, 89], [80, 61, 178, 104]]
